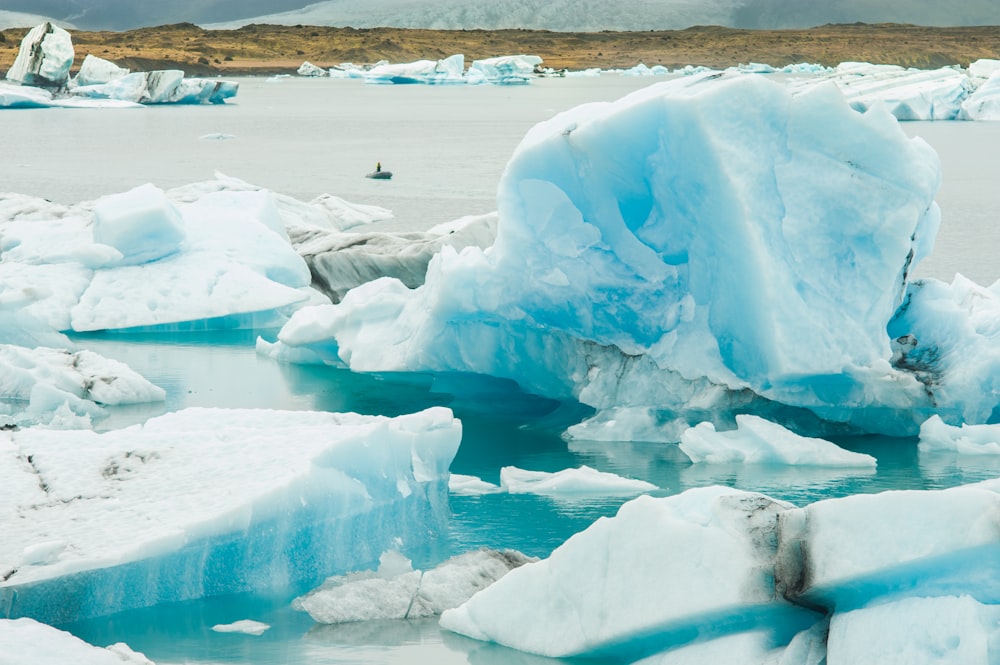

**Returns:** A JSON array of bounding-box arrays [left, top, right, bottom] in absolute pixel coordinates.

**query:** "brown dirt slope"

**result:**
[[2, 22, 999, 76]]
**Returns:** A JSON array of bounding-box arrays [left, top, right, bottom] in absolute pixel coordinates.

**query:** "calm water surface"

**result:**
[[5, 75, 1000, 664]]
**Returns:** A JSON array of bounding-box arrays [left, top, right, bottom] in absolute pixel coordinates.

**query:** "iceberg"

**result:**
[[73, 54, 129, 86], [499, 465, 657, 497], [294, 548, 534, 623], [679, 415, 877, 467], [0, 179, 322, 333], [0, 406, 461, 624], [440, 487, 815, 660], [791, 62, 973, 120], [365, 55, 466, 85], [468, 55, 541, 84], [5, 22, 73, 87], [919, 415, 1000, 455], [961, 69, 1000, 120], [0, 81, 53, 107], [297, 61, 328, 77], [0, 344, 165, 429], [0, 617, 153, 665], [265, 72, 955, 436], [442, 481, 1000, 662]]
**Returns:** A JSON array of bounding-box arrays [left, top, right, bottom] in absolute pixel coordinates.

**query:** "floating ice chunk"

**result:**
[[0, 618, 153, 665], [281, 73, 943, 435], [775, 483, 1000, 609], [961, 69, 1000, 120], [199, 132, 236, 140], [499, 465, 656, 497], [92, 183, 186, 265], [919, 414, 1000, 455], [827, 595, 1000, 664], [968, 58, 1000, 83], [0, 344, 164, 428], [563, 406, 689, 444], [792, 63, 973, 120], [448, 473, 502, 495], [298, 61, 328, 77], [5, 22, 74, 86], [295, 548, 533, 624], [469, 55, 541, 84], [211, 620, 271, 636], [441, 487, 811, 659], [74, 54, 129, 86], [0, 406, 461, 624], [365, 55, 465, 85], [680, 415, 877, 467], [738, 62, 776, 74], [888, 274, 1000, 425], [0, 81, 53, 107]]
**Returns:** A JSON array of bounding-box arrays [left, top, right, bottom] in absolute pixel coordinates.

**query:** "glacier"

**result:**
[[0, 406, 461, 624], [441, 481, 1000, 663], [261, 71, 991, 436]]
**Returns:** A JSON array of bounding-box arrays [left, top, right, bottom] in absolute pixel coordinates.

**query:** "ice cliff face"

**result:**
[[269, 72, 955, 434]]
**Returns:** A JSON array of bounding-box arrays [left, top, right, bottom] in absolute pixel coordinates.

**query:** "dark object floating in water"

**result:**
[[366, 170, 392, 180]]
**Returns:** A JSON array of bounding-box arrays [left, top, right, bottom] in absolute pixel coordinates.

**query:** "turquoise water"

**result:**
[[59, 331, 1000, 664]]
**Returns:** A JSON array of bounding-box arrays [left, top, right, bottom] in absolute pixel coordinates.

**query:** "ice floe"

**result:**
[[0, 406, 460, 624], [0, 617, 153, 665]]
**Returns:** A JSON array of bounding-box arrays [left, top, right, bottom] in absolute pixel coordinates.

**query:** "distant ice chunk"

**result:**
[[5, 22, 73, 87], [0, 406, 461, 624], [211, 620, 271, 636], [365, 55, 465, 85], [294, 548, 533, 623], [680, 415, 877, 467], [919, 414, 1000, 455], [792, 62, 973, 120], [468, 55, 541, 84], [298, 61, 328, 77], [0, 617, 154, 665], [73, 54, 129, 86], [72, 70, 238, 105], [440, 487, 811, 659], [448, 473, 502, 495], [499, 465, 657, 497]]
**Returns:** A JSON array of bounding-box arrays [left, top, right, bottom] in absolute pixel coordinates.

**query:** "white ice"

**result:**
[[679, 415, 877, 467], [365, 54, 466, 85], [499, 465, 657, 497], [211, 620, 271, 636], [294, 548, 534, 623], [0, 618, 153, 665], [442, 480, 1000, 662], [448, 473, 503, 495], [0, 344, 165, 429], [790, 62, 973, 120], [467, 55, 541, 84], [0, 406, 461, 624], [73, 54, 129, 86], [5, 22, 73, 87], [297, 61, 328, 77], [919, 415, 1000, 455], [961, 69, 1000, 120], [266, 72, 959, 437]]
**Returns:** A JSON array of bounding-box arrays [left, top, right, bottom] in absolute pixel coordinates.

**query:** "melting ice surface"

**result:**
[[3, 70, 1000, 664]]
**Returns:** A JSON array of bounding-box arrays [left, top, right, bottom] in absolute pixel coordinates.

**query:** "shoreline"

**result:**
[[3, 23, 1000, 78]]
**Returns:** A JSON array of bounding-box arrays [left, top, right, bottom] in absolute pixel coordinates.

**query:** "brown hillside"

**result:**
[[2, 23, 999, 76]]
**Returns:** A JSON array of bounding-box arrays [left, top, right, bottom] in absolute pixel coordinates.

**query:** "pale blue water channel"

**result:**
[[4, 75, 1000, 663]]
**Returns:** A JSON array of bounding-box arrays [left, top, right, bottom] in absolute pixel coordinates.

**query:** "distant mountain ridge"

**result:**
[[1, 0, 998, 32]]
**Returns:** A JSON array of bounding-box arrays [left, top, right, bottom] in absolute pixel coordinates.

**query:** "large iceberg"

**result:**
[[263, 72, 961, 435], [0, 406, 460, 624], [441, 480, 1000, 662]]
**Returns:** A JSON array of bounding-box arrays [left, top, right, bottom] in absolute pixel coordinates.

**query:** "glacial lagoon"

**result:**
[[5, 74, 1000, 663]]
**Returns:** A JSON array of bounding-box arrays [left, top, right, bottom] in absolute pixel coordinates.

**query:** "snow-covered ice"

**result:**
[[448, 473, 503, 495], [961, 69, 1000, 120], [73, 54, 129, 86], [265, 71, 963, 437], [0, 617, 153, 665], [0, 406, 461, 624], [294, 548, 533, 623], [366, 54, 466, 85], [679, 415, 877, 467]]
